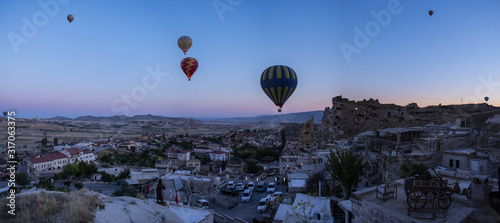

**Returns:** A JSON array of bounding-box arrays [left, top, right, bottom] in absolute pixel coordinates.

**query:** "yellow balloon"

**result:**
[[178, 36, 192, 55]]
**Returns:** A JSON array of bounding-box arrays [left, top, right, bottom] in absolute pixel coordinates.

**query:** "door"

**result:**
[[471, 160, 479, 174]]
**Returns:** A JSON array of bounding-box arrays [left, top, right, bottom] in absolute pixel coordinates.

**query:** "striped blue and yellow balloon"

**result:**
[[178, 36, 192, 55], [260, 65, 298, 112]]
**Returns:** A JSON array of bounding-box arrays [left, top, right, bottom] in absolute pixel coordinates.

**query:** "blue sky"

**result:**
[[1, 0, 500, 119]]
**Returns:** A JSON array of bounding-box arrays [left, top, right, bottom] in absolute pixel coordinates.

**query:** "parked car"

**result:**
[[220, 187, 239, 196], [241, 189, 253, 203], [194, 199, 210, 209], [271, 191, 283, 197], [256, 182, 266, 192], [236, 182, 245, 191], [257, 197, 269, 213], [267, 182, 276, 193], [227, 181, 236, 189], [247, 182, 255, 191]]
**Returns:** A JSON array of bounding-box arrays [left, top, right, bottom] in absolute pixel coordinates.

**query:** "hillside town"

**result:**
[[2, 96, 500, 222]]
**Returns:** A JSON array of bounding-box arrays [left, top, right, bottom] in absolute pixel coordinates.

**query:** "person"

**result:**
[[156, 179, 165, 204]]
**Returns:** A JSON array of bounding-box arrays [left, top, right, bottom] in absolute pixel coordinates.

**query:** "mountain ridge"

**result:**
[[43, 111, 324, 123]]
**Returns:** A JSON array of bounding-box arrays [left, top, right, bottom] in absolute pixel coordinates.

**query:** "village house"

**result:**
[[26, 151, 69, 172], [208, 151, 227, 162], [166, 148, 191, 161], [60, 147, 96, 164]]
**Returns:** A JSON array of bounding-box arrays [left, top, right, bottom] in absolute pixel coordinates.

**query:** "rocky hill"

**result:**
[[321, 95, 500, 139]]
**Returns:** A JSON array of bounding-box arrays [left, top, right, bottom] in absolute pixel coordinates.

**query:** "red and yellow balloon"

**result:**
[[181, 57, 198, 81]]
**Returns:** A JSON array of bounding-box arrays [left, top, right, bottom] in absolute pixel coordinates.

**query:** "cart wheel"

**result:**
[[466, 187, 472, 200], [438, 194, 451, 209], [405, 188, 412, 197], [407, 191, 427, 209]]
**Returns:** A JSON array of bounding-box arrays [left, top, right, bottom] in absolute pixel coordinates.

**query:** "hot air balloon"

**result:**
[[428, 10, 433, 16], [178, 36, 192, 55], [260, 65, 298, 112], [180, 57, 198, 81], [485, 97, 489, 102], [2, 111, 7, 117], [67, 14, 74, 23]]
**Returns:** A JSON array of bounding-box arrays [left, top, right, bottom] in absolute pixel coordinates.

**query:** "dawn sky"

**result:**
[[1, 0, 500, 119]]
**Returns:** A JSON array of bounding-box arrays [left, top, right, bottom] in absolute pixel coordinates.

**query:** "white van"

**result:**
[[194, 199, 210, 209], [257, 197, 269, 213]]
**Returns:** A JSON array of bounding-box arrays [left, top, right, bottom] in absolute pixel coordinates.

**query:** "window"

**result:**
[[449, 159, 453, 168], [456, 160, 460, 168]]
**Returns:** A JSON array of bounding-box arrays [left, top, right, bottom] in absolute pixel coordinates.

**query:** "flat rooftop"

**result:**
[[350, 179, 477, 222]]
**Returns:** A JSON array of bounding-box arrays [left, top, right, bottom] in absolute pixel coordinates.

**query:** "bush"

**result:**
[[0, 190, 101, 223], [112, 181, 137, 197]]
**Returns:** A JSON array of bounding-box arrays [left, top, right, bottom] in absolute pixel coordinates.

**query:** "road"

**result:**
[[83, 182, 121, 195], [209, 178, 286, 222]]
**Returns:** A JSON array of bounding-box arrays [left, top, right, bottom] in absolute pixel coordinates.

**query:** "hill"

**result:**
[[198, 110, 324, 124], [44, 111, 324, 124]]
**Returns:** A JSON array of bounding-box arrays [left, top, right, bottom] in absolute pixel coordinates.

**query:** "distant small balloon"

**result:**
[[67, 14, 74, 23], [485, 96, 489, 102], [428, 10, 433, 16], [2, 111, 7, 117]]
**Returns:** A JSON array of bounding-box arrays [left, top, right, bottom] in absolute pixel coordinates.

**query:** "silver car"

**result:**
[[241, 189, 252, 203]]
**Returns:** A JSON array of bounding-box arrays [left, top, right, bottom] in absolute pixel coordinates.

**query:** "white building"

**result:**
[[98, 167, 127, 177], [185, 159, 201, 173], [166, 149, 191, 161], [274, 193, 333, 222], [26, 151, 69, 172], [60, 148, 96, 164], [209, 151, 227, 161], [127, 169, 160, 185]]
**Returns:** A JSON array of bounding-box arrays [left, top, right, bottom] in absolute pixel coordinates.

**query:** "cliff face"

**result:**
[[299, 116, 315, 145], [321, 95, 500, 138]]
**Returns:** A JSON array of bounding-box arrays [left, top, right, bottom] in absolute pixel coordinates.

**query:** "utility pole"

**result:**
[[319, 180, 321, 197]]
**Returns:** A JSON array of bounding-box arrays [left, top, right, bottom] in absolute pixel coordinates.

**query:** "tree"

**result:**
[[200, 155, 211, 165], [117, 168, 130, 180], [61, 163, 80, 179], [113, 181, 137, 197], [100, 171, 114, 183], [399, 160, 428, 178], [74, 181, 83, 190], [100, 154, 114, 165], [16, 172, 31, 187], [288, 198, 316, 223], [306, 172, 324, 196], [326, 148, 365, 199], [78, 161, 98, 178], [245, 160, 263, 174], [53, 138, 59, 146], [41, 137, 48, 147]]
